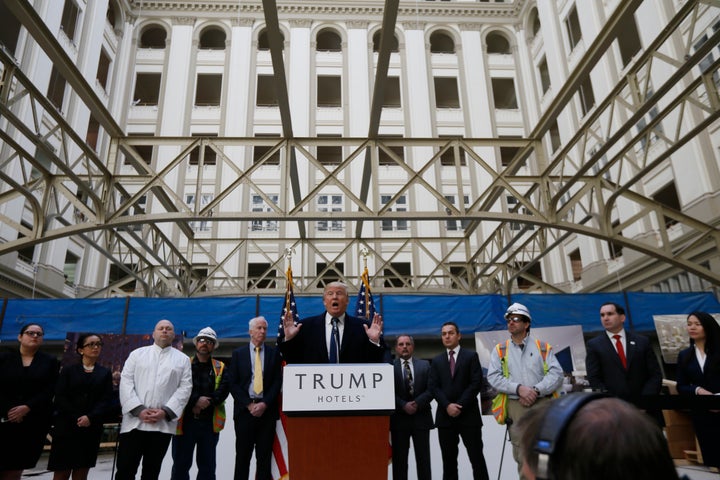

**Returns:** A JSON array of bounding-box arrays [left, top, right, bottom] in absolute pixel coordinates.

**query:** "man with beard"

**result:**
[[391, 334, 433, 480], [171, 327, 229, 480]]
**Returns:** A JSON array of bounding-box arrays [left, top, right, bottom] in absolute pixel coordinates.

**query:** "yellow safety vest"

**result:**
[[176, 358, 226, 434], [491, 339, 559, 425]]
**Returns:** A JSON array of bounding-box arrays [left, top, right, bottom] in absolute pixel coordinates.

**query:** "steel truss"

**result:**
[[0, 0, 718, 297]]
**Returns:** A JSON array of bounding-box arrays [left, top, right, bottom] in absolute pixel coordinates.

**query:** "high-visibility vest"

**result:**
[[176, 358, 226, 434], [491, 339, 560, 424]]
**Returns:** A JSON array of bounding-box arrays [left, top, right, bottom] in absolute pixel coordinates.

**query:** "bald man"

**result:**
[[116, 320, 192, 480]]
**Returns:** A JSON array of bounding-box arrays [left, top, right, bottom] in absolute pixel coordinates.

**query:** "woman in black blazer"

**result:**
[[48, 333, 114, 480], [676, 311, 720, 468], [0, 323, 59, 480]]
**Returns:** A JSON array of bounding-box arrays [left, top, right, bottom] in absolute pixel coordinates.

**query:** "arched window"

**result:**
[[430, 31, 455, 54], [316, 28, 342, 52], [372, 31, 399, 53], [199, 27, 226, 49], [139, 25, 167, 49], [486, 32, 511, 54], [258, 28, 285, 51], [530, 8, 541, 38], [106, 2, 116, 28]]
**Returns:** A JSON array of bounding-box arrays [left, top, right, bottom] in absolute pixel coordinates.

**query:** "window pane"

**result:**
[[318, 76, 341, 107], [491, 78, 518, 109], [195, 74, 222, 106], [133, 73, 162, 105], [434, 77, 460, 108], [565, 7, 582, 50]]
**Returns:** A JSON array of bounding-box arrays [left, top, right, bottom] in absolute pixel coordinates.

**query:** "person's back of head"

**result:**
[[518, 395, 679, 480]]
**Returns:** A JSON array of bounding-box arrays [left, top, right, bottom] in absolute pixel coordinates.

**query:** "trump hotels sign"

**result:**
[[282, 364, 394, 415]]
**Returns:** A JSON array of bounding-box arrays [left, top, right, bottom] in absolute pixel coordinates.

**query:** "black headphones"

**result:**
[[534, 392, 607, 479]]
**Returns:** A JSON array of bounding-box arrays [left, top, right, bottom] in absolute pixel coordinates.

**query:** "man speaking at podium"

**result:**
[[280, 282, 387, 364]]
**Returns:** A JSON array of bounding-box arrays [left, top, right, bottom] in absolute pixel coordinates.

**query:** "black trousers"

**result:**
[[391, 426, 432, 480], [438, 425, 490, 480], [115, 429, 172, 480], [233, 410, 276, 480]]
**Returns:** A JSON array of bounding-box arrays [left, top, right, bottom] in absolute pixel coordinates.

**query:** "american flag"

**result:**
[[355, 266, 376, 320], [277, 266, 300, 342], [271, 266, 297, 480], [354, 266, 392, 461]]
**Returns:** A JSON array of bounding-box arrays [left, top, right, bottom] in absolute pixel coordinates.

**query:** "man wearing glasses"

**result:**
[[486, 303, 564, 480], [171, 327, 229, 480]]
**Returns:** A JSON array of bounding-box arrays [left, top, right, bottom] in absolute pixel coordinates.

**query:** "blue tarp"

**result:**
[[1, 292, 719, 341], [0, 298, 128, 340]]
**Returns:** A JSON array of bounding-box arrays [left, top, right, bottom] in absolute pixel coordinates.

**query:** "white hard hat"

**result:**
[[505, 303, 531, 322], [193, 326, 219, 347]]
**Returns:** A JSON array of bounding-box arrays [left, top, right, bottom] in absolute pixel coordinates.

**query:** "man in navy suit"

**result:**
[[279, 281, 386, 363], [391, 334, 433, 480], [429, 322, 490, 480], [585, 302, 662, 410], [228, 316, 282, 480]]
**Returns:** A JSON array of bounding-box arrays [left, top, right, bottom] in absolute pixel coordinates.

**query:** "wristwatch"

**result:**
[[532, 386, 541, 395]]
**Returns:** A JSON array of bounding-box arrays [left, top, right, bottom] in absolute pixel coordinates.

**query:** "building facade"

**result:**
[[0, 0, 718, 299]]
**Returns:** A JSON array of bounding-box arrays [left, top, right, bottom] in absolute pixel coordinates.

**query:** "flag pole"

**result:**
[[272, 247, 295, 480], [284, 247, 295, 309], [360, 247, 370, 320]]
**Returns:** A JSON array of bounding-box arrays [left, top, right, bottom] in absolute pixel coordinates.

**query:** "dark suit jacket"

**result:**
[[52, 363, 114, 436], [228, 343, 283, 420], [676, 346, 720, 395], [676, 346, 720, 468], [429, 348, 483, 428], [586, 331, 662, 403], [0, 349, 59, 424], [279, 313, 386, 364], [391, 357, 434, 431]]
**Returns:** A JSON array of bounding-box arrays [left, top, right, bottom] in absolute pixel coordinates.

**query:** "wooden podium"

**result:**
[[286, 415, 390, 479], [282, 364, 395, 480]]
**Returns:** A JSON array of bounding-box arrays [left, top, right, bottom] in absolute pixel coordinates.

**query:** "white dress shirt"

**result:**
[[605, 329, 626, 356], [325, 313, 346, 355]]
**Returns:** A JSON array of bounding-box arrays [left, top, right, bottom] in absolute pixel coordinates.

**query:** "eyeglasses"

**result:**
[[82, 342, 104, 348], [196, 338, 215, 345], [506, 317, 526, 323], [23, 331, 44, 337]]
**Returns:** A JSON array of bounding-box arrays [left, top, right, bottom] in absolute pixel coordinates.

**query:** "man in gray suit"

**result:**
[[391, 334, 433, 480]]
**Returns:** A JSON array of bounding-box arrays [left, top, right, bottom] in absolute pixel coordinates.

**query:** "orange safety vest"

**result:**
[[491, 339, 560, 424]]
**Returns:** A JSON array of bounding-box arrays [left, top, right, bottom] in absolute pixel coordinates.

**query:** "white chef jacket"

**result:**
[[119, 343, 192, 434]]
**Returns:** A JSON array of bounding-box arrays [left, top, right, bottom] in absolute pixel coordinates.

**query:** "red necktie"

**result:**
[[613, 334, 627, 369], [449, 350, 456, 377]]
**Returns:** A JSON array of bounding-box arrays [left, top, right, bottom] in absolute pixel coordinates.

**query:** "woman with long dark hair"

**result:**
[[676, 311, 720, 468], [48, 333, 114, 480], [0, 323, 59, 480]]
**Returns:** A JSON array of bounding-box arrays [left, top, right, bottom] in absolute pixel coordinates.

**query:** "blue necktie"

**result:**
[[329, 317, 340, 363]]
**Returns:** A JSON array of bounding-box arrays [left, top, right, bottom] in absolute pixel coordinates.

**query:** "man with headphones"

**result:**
[[487, 303, 564, 480], [514, 393, 681, 480]]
